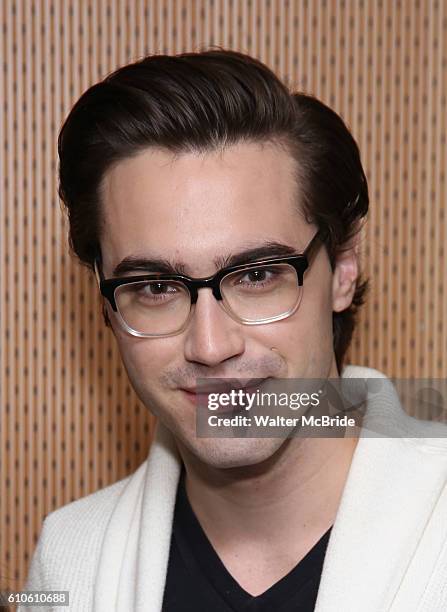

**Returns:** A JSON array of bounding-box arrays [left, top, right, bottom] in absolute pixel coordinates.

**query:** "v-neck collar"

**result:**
[[173, 468, 332, 611]]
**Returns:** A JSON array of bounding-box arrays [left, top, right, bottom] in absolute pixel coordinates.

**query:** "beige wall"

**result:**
[[1, 0, 446, 591]]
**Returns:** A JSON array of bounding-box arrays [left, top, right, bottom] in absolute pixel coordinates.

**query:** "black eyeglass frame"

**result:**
[[94, 227, 328, 335]]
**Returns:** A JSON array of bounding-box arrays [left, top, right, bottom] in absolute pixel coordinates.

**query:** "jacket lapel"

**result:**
[[93, 421, 181, 612], [315, 367, 447, 611], [135, 421, 182, 612]]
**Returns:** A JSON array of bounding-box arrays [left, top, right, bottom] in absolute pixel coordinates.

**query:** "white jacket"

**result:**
[[23, 365, 447, 611]]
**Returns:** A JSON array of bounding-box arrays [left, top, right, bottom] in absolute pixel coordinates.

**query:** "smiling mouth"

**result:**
[[180, 378, 270, 412], [181, 378, 268, 394]]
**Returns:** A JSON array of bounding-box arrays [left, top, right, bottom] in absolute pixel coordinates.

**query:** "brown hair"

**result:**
[[58, 47, 369, 374]]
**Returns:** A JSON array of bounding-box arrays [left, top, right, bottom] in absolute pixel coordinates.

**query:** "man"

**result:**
[[24, 49, 447, 611]]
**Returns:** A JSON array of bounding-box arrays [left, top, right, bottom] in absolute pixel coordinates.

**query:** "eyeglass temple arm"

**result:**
[[304, 228, 329, 266], [94, 255, 104, 287]]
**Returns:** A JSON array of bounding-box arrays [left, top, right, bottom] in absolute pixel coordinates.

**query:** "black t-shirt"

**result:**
[[162, 469, 332, 611]]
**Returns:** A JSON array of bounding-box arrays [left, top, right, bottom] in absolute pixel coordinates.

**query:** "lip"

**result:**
[[180, 378, 269, 413], [181, 377, 268, 394]]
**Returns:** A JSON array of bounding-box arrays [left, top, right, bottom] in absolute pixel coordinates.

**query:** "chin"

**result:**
[[180, 435, 286, 470]]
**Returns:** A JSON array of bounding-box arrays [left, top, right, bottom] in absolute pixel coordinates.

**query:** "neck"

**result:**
[[176, 433, 358, 547]]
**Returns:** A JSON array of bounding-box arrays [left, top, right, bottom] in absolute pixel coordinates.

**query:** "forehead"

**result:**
[[99, 141, 309, 275]]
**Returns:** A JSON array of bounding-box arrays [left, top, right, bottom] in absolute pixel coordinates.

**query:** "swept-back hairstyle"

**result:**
[[58, 47, 369, 374]]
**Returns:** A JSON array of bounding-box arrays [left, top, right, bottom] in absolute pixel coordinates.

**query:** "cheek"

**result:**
[[278, 306, 333, 353], [301, 258, 334, 335], [112, 326, 179, 389], [108, 300, 176, 374], [305, 274, 334, 337], [265, 276, 334, 375]]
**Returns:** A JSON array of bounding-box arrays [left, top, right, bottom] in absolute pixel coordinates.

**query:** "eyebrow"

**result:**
[[111, 242, 300, 278]]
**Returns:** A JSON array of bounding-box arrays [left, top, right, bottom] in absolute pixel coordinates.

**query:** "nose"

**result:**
[[183, 288, 245, 367]]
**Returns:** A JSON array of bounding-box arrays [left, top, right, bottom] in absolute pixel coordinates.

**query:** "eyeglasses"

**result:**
[[94, 228, 328, 338]]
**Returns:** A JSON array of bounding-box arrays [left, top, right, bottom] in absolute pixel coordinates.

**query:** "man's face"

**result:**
[[99, 141, 354, 468]]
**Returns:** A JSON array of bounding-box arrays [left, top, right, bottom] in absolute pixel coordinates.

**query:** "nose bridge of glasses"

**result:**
[[186, 276, 223, 304]]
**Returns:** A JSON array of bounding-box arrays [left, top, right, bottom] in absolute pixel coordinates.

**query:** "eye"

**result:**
[[141, 282, 178, 295], [238, 268, 278, 285], [134, 281, 181, 301], [121, 281, 184, 306], [223, 264, 296, 297]]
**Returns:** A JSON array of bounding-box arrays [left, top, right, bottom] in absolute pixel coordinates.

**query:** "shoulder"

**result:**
[[42, 471, 131, 540], [24, 468, 143, 610], [343, 364, 447, 453]]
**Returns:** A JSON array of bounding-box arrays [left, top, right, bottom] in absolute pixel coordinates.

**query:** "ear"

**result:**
[[332, 237, 360, 313]]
